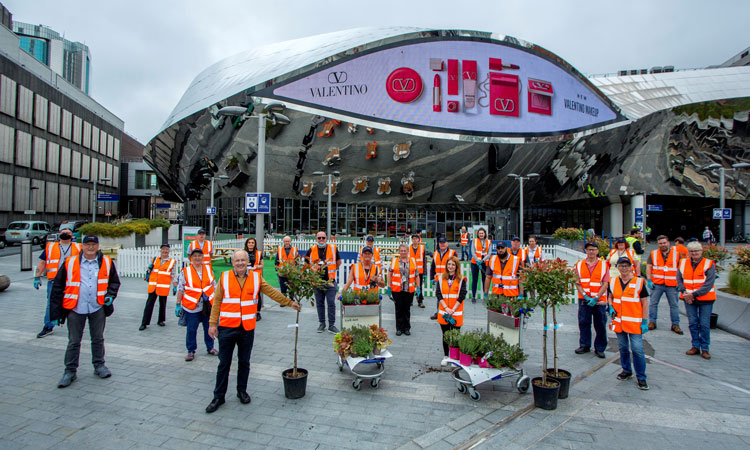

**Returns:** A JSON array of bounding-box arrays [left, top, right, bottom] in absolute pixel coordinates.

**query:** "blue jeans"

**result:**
[[685, 301, 713, 351], [460, 245, 470, 261], [649, 284, 680, 325], [578, 301, 608, 352], [44, 280, 55, 329], [185, 310, 214, 353], [616, 332, 646, 380], [314, 285, 337, 326]]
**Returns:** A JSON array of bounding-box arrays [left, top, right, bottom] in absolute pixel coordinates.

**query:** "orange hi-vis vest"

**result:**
[[576, 259, 606, 302], [471, 238, 490, 264], [181, 265, 215, 310], [676, 244, 688, 261], [352, 262, 380, 290], [488, 254, 520, 297], [409, 244, 425, 274], [277, 246, 298, 264], [219, 270, 260, 331], [248, 249, 263, 274], [358, 246, 382, 269], [45, 241, 81, 280], [679, 258, 716, 301], [524, 246, 543, 265], [610, 276, 645, 334], [433, 248, 456, 282], [189, 239, 213, 267], [147, 257, 175, 296], [438, 277, 464, 326], [650, 247, 678, 286], [390, 256, 417, 293], [460, 233, 469, 246], [607, 248, 638, 273], [310, 244, 338, 282], [62, 255, 112, 310]]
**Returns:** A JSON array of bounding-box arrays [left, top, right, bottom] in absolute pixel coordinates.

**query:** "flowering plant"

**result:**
[[369, 324, 392, 351]]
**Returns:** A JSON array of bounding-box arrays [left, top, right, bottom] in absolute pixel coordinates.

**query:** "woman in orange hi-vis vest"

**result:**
[[437, 256, 466, 367], [388, 244, 420, 336], [140, 244, 177, 330], [244, 238, 265, 321], [469, 227, 491, 302], [607, 256, 650, 391]]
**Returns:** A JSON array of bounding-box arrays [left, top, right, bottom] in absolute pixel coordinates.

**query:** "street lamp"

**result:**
[[81, 176, 112, 223], [204, 174, 229, 241], [217, 103, 290, 251], [699, 162, 750, 246], [312, 170, 340, 237], [507, 173, 539, 243]]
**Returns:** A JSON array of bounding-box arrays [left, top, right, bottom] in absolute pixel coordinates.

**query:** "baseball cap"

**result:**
[[160, 243, 170, 249], [361, 246, 373, 254], [190, 248, 204, 256], [411, 233, 421, 239], [616, 257, 632, 266], [366, 235, 375, 242], [615, 237, 626, 244], [584, 241, 598, 249], [82, 235, 99, 244], [197, 229, 206, 234], [496, 241, 507, 248], [438, 236, 447, 243], [511, 236, 520, 241]]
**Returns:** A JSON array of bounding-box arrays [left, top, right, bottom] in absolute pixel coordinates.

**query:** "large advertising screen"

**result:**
[[268, 39, 623, 137]]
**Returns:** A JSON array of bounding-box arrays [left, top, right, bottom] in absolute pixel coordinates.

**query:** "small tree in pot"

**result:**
[[521, 258, 577, 409], [277, 261, 329, 399]]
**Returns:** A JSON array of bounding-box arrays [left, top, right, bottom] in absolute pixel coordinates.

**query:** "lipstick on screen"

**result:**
[[433, 74, 441, 112]]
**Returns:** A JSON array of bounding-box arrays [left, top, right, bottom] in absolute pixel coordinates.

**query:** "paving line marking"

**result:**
[[645, 354, 750, 395]]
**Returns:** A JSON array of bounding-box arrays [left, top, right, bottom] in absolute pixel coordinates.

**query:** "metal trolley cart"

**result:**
[[449, 313, 531, 401], [337, 350, 393, 390]]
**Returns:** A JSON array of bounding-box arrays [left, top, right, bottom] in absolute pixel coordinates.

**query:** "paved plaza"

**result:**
[[0, 253, 748, 449]]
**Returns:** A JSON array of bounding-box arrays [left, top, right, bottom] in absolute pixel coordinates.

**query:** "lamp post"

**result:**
[[507, 173, 539, 243], [700, 162, 750, 247], [217, 103, 290, 252], [81, 176, 112, 223], [205, 175, 229, 241], [312, 170, 340, 237], [634, 191, 658, 237]]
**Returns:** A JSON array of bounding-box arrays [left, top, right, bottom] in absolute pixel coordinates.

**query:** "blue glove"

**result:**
[[104, 296, 114, 306], [172, 285, 177, 296], [647, 279, 655, 290], [586, 296, 598, 307], [517, 292, 525, 300], [387, 287, 392, 297], [415, 287, 421, 297], [442, 313, 456, 325], [608, 304, 616, 317], [175, 303, 181, 317], [53, 318, 63, 326], [33, 276, 41, 290], [641, 319, 648, 334]]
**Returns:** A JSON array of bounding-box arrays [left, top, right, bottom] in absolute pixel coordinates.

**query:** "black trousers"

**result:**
[[65, 308, 106, 373], [141, 292, 167, 326], [213, 326, 255, 400], [393, 291, 414, 332], [440, 323, 460, 356]]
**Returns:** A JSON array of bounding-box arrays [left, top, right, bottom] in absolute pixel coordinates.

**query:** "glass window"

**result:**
[[134, 170, 157, 189]]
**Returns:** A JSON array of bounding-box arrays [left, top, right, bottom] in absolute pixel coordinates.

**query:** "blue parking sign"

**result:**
[[245, 193, 271, 214]]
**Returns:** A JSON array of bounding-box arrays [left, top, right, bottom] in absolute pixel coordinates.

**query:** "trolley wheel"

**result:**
[[469, 390, 481, 402], [516, 376, 530, 393], [370, 378, 380, 389], [337, 359, 343, 372], [457, 383, 467, 394], [352, 379, 361, 390], [376, 362, 382, 369]]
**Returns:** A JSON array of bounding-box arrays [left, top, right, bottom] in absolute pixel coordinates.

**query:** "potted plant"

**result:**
[[369, 325, 391, 355], [543, 260, 577, 399], [333, 331, 353, 359], [521, 258, 577, 409], [351, 336, 374, 358], [340, 289, 381, 329], [277, 261, 329, 399], [443, 328, 461, 360], [458, 332, 478, 366]]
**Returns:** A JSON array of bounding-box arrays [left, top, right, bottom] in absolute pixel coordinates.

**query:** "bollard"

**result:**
[[20, 239, 33, 271]]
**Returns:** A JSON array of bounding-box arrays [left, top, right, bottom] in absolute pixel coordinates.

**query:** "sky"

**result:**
[[6, 0, 750, 145]]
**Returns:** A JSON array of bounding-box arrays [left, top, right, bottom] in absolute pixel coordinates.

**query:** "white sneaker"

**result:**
[[441, 357, 449, 367]]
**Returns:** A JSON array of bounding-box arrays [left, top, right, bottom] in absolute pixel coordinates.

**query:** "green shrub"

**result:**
[[458, 332, 479, 356], [735, 246, 750, 270], [351, 336, 374, 357], [443, 328, 461, 347], [728, 267, 750, 298], [703, 244, 730, 272], [552, 227, 584, 243], [78, 219, 170, 238]]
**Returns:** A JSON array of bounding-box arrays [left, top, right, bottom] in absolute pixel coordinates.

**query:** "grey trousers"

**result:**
[[65, 308, 106, 373]]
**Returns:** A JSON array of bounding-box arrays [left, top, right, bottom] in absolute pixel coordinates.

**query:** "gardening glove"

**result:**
[[442, 313, 456, 326], [641, 319, 648, 334], [104, 297, 114, 306], [172, 285, 177, 296], [387, 287, 392, 297], [415, 287, 421, 297], [174, 303, 181, 317], [517, 292, 525, 300], [608, 304, 616, 318], [33, 276, 41, 290], [647, 279, 655, 290], [586, 296, 598, 307]]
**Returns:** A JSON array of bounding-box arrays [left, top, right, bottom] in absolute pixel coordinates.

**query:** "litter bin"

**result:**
[[710, 313, 718, 329], [20, 239, 33, 271]]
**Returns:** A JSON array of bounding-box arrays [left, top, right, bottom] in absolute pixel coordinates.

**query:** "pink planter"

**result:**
[[479, 359, 490, 368], [459, 352, 473, 366], [474, 356, 482, 365], [448, 347, 460, 360]]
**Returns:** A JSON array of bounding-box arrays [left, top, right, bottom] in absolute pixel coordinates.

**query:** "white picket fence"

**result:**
[[116, 238, 244, 278]]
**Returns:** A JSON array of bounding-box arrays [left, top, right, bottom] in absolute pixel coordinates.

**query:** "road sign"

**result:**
[[713, 208, 732, 219], [647, 204, 662, 212], [97, 193, 119, 201], [245, 192, 271, 214], [24, 209, 36, 215], [635, 208, 643, 219], [206, 206, 216, 215], [155, 203, 171, 209], [105, 210, 112, 217]]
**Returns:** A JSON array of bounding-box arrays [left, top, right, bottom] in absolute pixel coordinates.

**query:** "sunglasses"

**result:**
[[316, 237, 326, 240]]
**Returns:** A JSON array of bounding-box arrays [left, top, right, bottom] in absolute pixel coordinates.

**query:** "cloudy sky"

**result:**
[[6, 0, 749, 144]]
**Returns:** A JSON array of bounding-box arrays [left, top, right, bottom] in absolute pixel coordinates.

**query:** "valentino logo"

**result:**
[[328, 71, 348, 84], [494, 98, 516, 112], [531, 80, 551, 90], [385, 67, 423, 103]]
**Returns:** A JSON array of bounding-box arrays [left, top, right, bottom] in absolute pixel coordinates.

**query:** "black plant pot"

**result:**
[[282, 368, 308, 399], [546, 369, 572, 399], [532, 377, 560, 410]]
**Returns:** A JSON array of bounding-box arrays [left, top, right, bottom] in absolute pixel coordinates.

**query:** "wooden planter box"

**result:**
[[487, 309, 521, 345], [341, 303, 381, 329]]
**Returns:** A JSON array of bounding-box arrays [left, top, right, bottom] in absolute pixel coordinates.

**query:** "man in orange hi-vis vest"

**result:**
[[188, 228, 213, 269], [177, 248, 217, 362], [275, 235, 298, 300], [608, 257, 650, 391], [304, 231, 342, 334], [34, 229, 81, 338], [574, 242, 609, 358], [459, 226, 470, 261], [205, 250, 300, 413], [49, 235, 120, 389], [677, 241, 717, 360], [140, 244, 177, 330], [646, 235, 682, 335], [409, 234, 426, 308]]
